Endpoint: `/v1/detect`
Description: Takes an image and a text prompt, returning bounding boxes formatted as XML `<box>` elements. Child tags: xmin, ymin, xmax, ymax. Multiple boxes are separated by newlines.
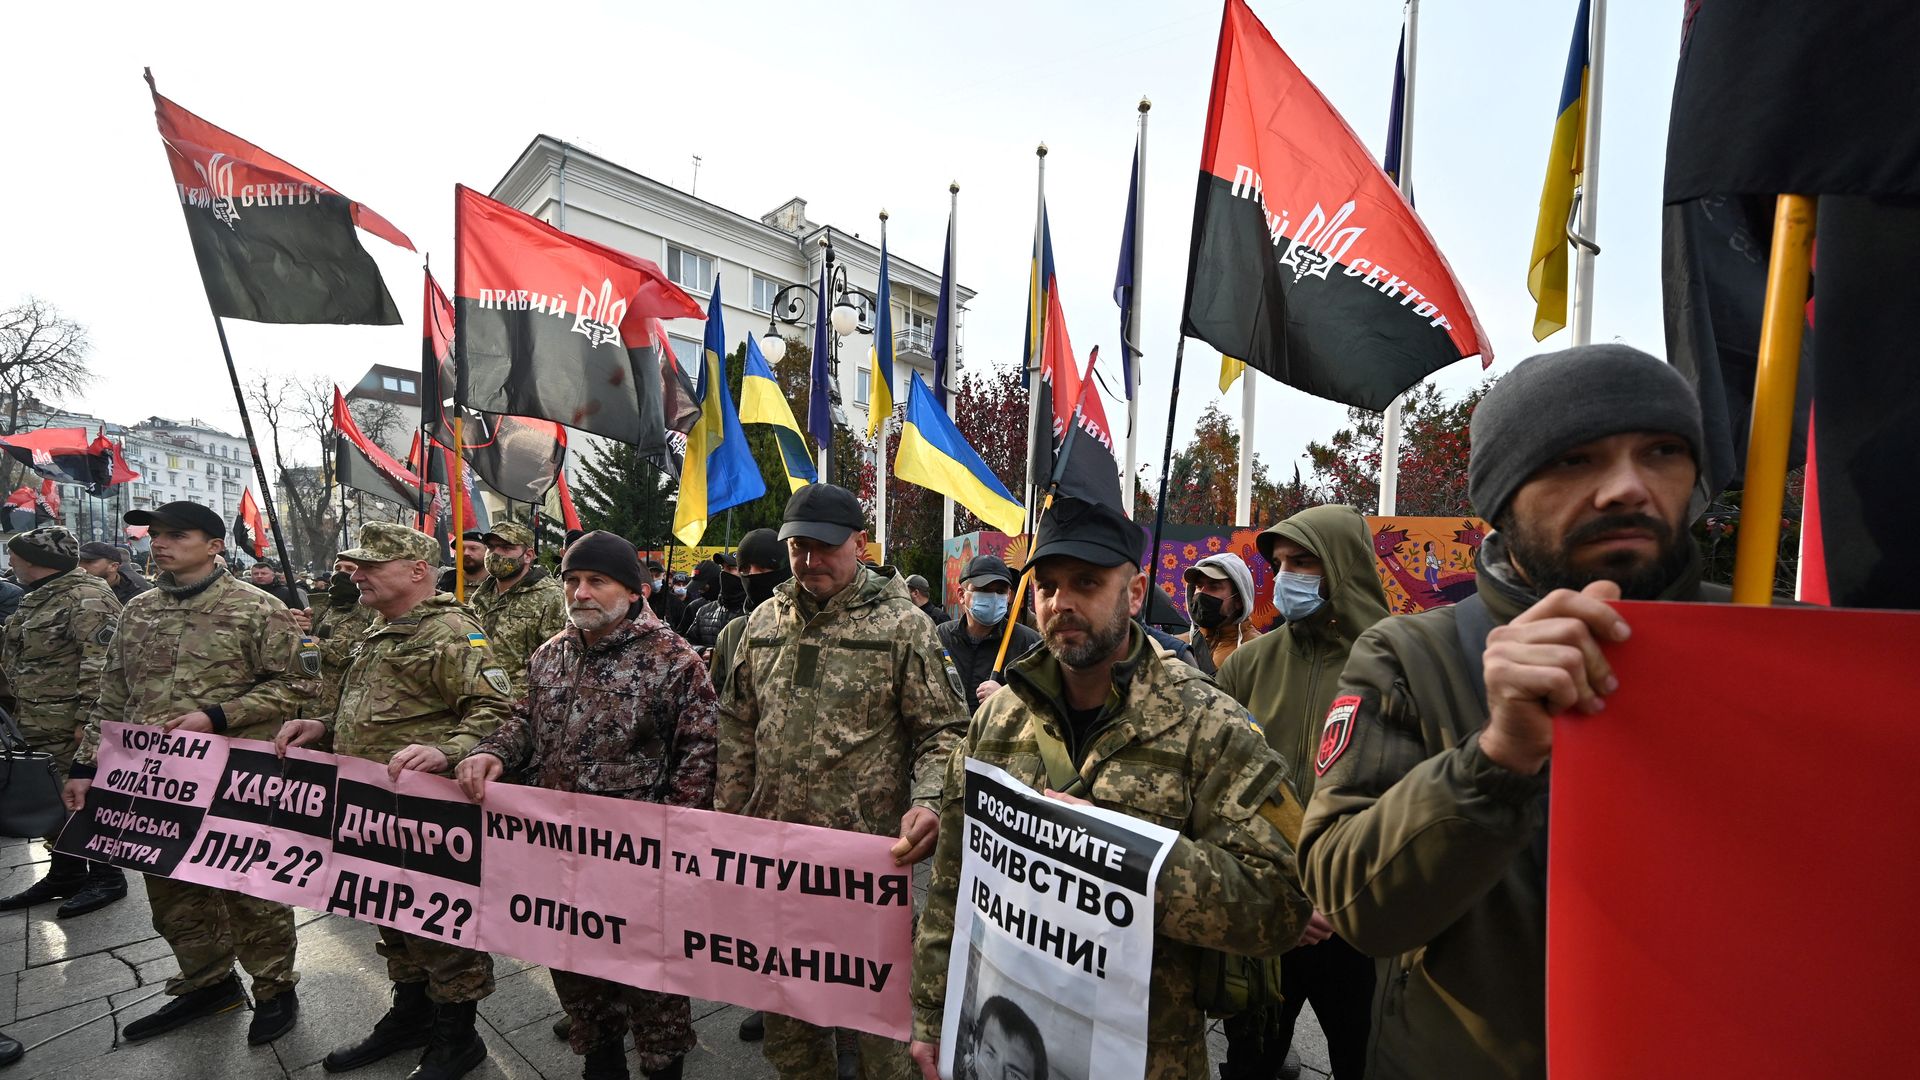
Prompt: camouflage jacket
<box><xmin>716</xmin><ymin>567</ymin><xmax>967</xmax><ymax>834</ymax></box>
<box><xmin>77</xmin><ymin>566</ymin><xmax>319</xmax><ymax>767</ymax></box>
<box><xmin>911</xmin><ymin>624</ymin><xmax>1313</xmax><ymax>1079</ymax></box>
<box><xmin>468</xmin><ymin>567</ymin><xmax>566</xmax><ymax>699</ymax></box>
<box><xmin>472</xmin><ymin>603</ymin><xmax>717</xmax><ymax>807</ymax></box>
<box><xmin>0</xmin><ymin>570</ymin><xmax>121</xmax><ymax>735</ymax></box>
<box><xmin>329</xmin><ymin>594</ymin><xmax>510</xmax><ymax>766</ymax></box>
<box><xmin>310</xmin><ymin>598</ymin><xmax>379</xmax><ymax>713</ymax></box>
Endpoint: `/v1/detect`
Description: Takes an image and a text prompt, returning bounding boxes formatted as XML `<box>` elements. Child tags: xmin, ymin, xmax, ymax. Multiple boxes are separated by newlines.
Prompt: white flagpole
<box><xmin>1236</xmin><ymin>375</ymin><xmax>1255</xmax><ymax>524</ymax></box>
<box><xmin>1569</xmin><ymin>0</ymin><xmax>1607</xmax><ymax>346</ymax></box>
<box><xmin>876</xmin><ymin>211</ymin><xmax>890</xmax><ymax>562</ymax></box>
<box><xmin>1378</xmin><ymin>0</ymin><xmax>1419</xmax><ymax>515</ymax></box>
<box><xmin>1124</xmin><ymin>99</ymin><xmax>1150</xmax><ymax>518</ymax></box>
<box><xmin>942</xmin><ymin>183</ymin><xmax>958</xmax><ymax>546</ymax></box>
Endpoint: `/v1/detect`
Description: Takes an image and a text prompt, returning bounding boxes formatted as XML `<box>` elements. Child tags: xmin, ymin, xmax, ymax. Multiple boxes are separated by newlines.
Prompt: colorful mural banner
<box><xmin>59</xmin><ymin>723</ymin><xmax>914</xmax><ymax>1040</ymax></box>
<box><xmin>946</xmin><ymin>516</ymin><xmax>1487</xmax><ymax>622</ymax></box>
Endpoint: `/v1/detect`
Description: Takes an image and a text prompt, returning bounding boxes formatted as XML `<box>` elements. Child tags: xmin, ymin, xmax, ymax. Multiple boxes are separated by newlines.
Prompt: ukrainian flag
<box><xmin>867</xmin><ymin>234</ymin><xmax>896</xmax><ymax>438</ymax></box>
<box><xmin>895</xmin><ymin>373</ymin><xmax>1025</xmax><ymax>536</ymax></box>
<box><xmin>673</xmin><ymin>279</ymin><xmax>766</xmax><ymax>545</ymax></box>
<box><xmin>740</xmin><ymin>334</ymin><xmax>816</xmax><ymax>493</ymax></box>
<box><xmin>1528</xmin><ymin>0</ymin><xmax>1591</xmax><ymax>341</ymax></box>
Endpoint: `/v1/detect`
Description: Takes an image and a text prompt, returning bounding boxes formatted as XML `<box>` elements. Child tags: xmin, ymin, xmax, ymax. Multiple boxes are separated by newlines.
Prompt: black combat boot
<box><xmin>553</xmin><ymin>1013</ymin><xmax>573</xmax><ymax>1040</ymax></box>
<box><xmin>581</xmin><ymin>1039</ymin><xmax>628</xmax><ymax>1080</ymax></box>
<box><xmin>405</xmin><ymin>999</ymin><xmax>486</xmax><ymax>1080</ymax></box>
<box><xmin>56</xmin><ymin>862</ymin><xmax>127</xmax><ymax>918</ymax></box>
<box><xmin>0</xmin><ymin>852</ymin><xmax>86</xmax><ymax>909</ymax></box>
<box><xmin>247</xmin><ymin>989</ymin><xmax>299</xmax><ymax>1045</ymax></box>
<box><xmin>323</xmin><ymin>981</ymin><xmax>433</xmax><ymax>1071</ymax></box>
<box><xmin>123</xmin><ymin>973</ymin><xmax>248</xmax><ymax>1041</ymax></box>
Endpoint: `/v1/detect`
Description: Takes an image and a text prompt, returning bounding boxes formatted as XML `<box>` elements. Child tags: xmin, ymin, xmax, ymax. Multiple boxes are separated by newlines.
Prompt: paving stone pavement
<box><xmin>0</xmin><ymin>837</ymin><xmax>1333</xmax><ymax>1078</ymax></box>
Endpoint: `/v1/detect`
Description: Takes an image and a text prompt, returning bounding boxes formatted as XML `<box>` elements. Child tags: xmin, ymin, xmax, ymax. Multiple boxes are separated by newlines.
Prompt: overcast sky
<box><xmin>1</xmin><ymin>0</ymin><xmax>1680</xmax><ymax>496</ymax></box>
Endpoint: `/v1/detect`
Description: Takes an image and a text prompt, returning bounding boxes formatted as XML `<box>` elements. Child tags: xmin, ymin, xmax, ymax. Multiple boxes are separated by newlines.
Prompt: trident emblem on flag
<box><xmin>1281</xmin><ymin>200</ymin><xmax>1363</xmax><ymax>282</ymax></box>
<box><xmin>571</xmin><ymin>278</ymin><xmax>627</xmax><ymax>349</ymax></box>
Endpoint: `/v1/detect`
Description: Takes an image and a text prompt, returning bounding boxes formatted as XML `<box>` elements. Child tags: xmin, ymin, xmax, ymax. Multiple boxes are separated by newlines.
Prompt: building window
<box><xmin>666</xmin><ymin>245</ymin><xmax>714</xmax><ymax>292</ymax></box>
<box><xmin>750</xmin><ymin>273</ymin><xmax>782</xmax><ymax>314</ymax></box>
<box><xmin>668</xmin><ymin>336</ymin><xmax>704</xmax><ymax>368</ymax></box>
<box><xmin>167</xmin><ymin>455</ymin><xmax>181</xmax><ymax>469</ymax></box>
<box><xmin>855</xmin><ymin>366</ymin><xmax>871</xmax><ymax>407</ymax></box>
<box><xmin>380</xmin><ymin>375</ymin><xmax>418</xmax><ymax>394</ymax></box>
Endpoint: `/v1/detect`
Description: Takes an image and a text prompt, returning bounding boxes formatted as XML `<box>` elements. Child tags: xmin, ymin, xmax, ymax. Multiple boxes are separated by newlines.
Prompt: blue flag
<box><xmin>672</xmin><ymin>279</ymin><xmax>766</xmax><ymax>545</ymax></box>
<box><xmin>894</xmin><ymin>374</ymin><xmax>1025</xmax><ymax>535</ymax></box>
<box><xmin>1384</xmin><ymin>27</ymin><xmax>1411</xmax><ymax>192</ymax></box>
<box><xmin>932</xmin><ymin>207</ymin><xmax>957</xmax><ymax>410</ymax></box>
<box><xmin>1113</xmin><ymin>131</ymin><xmax>1142</xmax><ymax>400</ymax></box>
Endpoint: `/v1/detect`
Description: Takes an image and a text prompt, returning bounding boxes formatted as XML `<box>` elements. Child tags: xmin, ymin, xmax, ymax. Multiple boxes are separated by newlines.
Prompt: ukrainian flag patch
<box><xmin>467</xmin><ymin>632</ymin><xmax>490</xmax><ymax>648</ymax></box>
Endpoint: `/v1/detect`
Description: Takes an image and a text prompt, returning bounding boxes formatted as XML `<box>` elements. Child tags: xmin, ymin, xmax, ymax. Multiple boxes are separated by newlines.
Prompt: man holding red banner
<box><xmin>1299</xmin><ymin>345</ymin><xmax>1724</xmax><ymax>1078</ymax></box>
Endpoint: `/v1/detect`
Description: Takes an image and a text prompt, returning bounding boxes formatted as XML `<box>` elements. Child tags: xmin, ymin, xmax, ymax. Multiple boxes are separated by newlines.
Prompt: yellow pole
<box><xmin>991</xmin><ymin>493</ymin><xmax>1054</xmax><ymax>677</ymax></box>
<box><xmin>452</xmin><ymin>415</ymin><xmax>466</xmax><ymax>603</ymax></box>
<box><xmin>1731</xmin><ymin>194</ymin><xmax>1817</xmax><ymax>606</ymax></box>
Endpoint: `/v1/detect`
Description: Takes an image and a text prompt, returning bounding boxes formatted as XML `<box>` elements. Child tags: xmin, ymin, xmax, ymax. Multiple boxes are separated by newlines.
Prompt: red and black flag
<box><xmin>34</xmin><ymin>479</ymin><xmax>60</xmax><ymax>522</ymax></box>
<box><xmin>235</xmin><ymin>488</ymin><xmax>268</xmax><ymax>558</ymax></box>
<box><xmin>453</xmin><ymin>186</ymin><xmax>704</xmax><ymax>474</ymax></box>
<box><xmin>1038</xmin><ymin>292</ymin><xmax>1125</xmax><ymax>512</ymax></box>
<box><xmin>1661</xmin><ymin>0</ymin><xmax>1920</xmax><ymax>610</ymax></box>
<box><xmin>1182</xmin><ymin>0</ymin><xmax>1490</xmax><ymax>410</ymax></box>
<box><xmin>85</xmin><ymin>433</ymin><xmax>140</xmax><ymax>495</ymax></box>
<box><xmin>332</xmin><ymin>388</ymin><xmax>423</xmax><ymax>507</ymax></box>
<box><xmin>2</xmin><ymin>488</ymin><xmax>40</xmax><ymax>532</ymax></box>
<box><xmin>461</xmin><ymin>414</ymin><xmax>566</xmax><ymax>504</ymax></box>
<box><xmin>550</xmin><ymin>468</ymin><xmax>582</xmax><ymax>533</ymax></box>
<box><xmin>421</xmin><ymin>269</ymin><xmax>457</xmax><ymax>445</ymax></box>
<box><xmin>0</xmin><ymin>427</ymin><xmax>95</xmax><ymax>486</ymax></box>
<box><xmin>146</xmin><ymin>71</ymin><xmax>413</xmax><ymax>325</ymax></box>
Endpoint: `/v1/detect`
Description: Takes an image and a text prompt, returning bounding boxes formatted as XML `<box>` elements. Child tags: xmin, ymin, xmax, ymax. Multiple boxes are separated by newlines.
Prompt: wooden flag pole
<box><xmin>1731</xmin><ymin>194</ymin><xmax>1816</xmax><ymax>606</ymax></box>
<box><xmin>452</xmin><ymin>414</ymin><xmax>466</xmax><ymax>603</ymax></box>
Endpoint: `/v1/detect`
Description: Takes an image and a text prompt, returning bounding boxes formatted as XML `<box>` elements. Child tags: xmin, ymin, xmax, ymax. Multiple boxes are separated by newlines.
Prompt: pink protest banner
<box><xmin>59</xmin><ymin>722</ymin><xmax>912</xmax><ymax>1039</ymax></box>
<box><xmin>1549</xmin><ymin>602</ymin><xmax>1920</xmax><ymax>1078</ymax></box>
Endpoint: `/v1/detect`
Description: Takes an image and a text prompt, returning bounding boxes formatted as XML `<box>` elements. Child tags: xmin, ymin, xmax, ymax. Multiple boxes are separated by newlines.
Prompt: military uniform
<box><xmin>309</xmin><ymin>595</ymin><xmax>377</xmax><ymax>716</ymax></box>
<box><xmin>471</xmin><ymin>600</ymin><xmax>717</xmax><ymax>1071</ymax></box>
<box><xmin>329</xmin><ymin>588</ymin><xmax>511</xmax><ymax>1002</ymax></box>
<box><xmin>718</xmin><ymin>566</ymin><xmax>968</xmax><ymax>1080</ymax></box>
<box><xmin>910</xmin><ymin>624</ymin><xmax>1313</xmax><ymax>1080</ymax></box>
<box><xmin>74</xmin><ymin>563</ymin><xmax>318</xmax><ymax>1005</ymax></box>
<box><xmin>467</xmin><ymin>566</ymin><xmax>565</xmax><ymax>699</ymax></box>
<box><xmin>1</xmin><ymin>569</ymin><xmax>120</xmax><ymax>775</ymax></box>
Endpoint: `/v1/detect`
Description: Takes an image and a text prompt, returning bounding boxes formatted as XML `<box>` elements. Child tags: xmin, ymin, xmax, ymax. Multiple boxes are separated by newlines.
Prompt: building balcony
<box><xmin>894</xmin><ymin>327</ymin><xmax>935</xmax><ymax>361</ymax></box>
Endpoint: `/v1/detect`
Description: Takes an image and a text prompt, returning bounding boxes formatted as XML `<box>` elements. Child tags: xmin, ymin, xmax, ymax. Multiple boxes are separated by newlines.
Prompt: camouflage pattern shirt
<box><xmin>716</xmin><ymin>567</ymin><xmax>967</xmax><ymax>834</ymax></box>
<box><xmin>0</xmin><ymin>570</ymin><xmax>121</xmax><ymax>745</ymax></box>
<box><xmin>310</xmin><ymin>598</ymin><xmax>379</xmax><ymax>714</ymax></box>
<box><xmin>328</xmin><ymin>594</ymin><xmax>510</xmax><ymax>766</ymax></box>
<box><xmin>468</xmin><ymin>567</ymin><xmax>566</xmax><ymax>699</ymax></box>
<box><xmin>77</xmin><ymin>566</ymin><xmax>319</xmax><ymax>768</ymax></box>
<box><xmin>472</xmin><ymin>602</ymin><xmax>717</xmax><ymax>807</ymax></box>
<box><xmin>911</xmin><ymin>624</ymin><xmax>1313</xmax><ymax>1080</ymax></box>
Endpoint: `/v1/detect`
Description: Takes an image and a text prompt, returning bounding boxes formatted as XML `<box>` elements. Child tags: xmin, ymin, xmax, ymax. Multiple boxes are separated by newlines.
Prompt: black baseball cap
<box><xmin>126</xmin><ymin>501</ymin><xmax>226</xmax><ymax>540</ymax></box>
<box><xmin>460</xmin><ymin>530</ymin><xmax>485</xmax><ymax>542</ymax></box>
<box><xmin>778</xmin><ymin>484</ymin><xmax>866</xmax><ymax>546</ymax></box>
<box><xmin>1027</xmin><ymin>497</ymin><xmax>1142</xmax><ymax>569</ymax></box>
<box><xmin>962</xmin><ymin>554</ymin><xmax>1016</xmax><ymax>589</ymax></box>
<box><xmin>77</xmin><ymin>541</ymin><xmax>125</xmax><ymax>562</ymax></box>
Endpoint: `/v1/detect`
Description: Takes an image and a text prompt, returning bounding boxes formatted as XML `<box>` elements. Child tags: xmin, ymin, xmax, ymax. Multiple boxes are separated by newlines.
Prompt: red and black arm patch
<box><xmin>1315</xmin><ymin>694</ymin><xmax>1362</xmax><ymax>776</ymax></box>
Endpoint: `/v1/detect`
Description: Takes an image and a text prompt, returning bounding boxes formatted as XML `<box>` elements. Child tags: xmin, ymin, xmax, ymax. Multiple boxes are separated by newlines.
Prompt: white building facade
<box><xmin>488</xmin><ymin>137</ymin><xmax>975</xmax><ymax>470</ymax></box>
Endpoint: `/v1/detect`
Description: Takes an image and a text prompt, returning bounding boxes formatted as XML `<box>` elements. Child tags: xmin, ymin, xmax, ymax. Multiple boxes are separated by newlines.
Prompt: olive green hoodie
<box><xmin>1215</xmin><ymin>505</ymin><xmax>1390</xmax><ymax>802</ymax></box>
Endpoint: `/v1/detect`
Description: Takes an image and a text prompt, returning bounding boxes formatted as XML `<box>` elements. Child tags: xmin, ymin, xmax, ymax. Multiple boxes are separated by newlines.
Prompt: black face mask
<box><xmin>744</xmin><ymin>570</ymin><xmax>785</xmax><ymax>609</ymax></box>
<box><xmin>1189</xmin><ymin>590</ymin><xmax>1229</xmax><ymax>630</ymax></box>
<box><xmin>718</xmin><ymin>572</ymin><xmax>747</xmax><ymax>607</ymax></box>
<box><xmin>328</xmin><ymin>571</ymin><xmax>359</xmax><ymax>603</ymax></box>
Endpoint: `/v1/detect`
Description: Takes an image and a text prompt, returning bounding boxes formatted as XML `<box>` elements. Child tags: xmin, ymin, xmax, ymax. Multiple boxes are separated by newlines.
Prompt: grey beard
<box><xmin>569</xmin><ymin>600</ymin><xmax>628</xmax><ymax>632</ymax></box>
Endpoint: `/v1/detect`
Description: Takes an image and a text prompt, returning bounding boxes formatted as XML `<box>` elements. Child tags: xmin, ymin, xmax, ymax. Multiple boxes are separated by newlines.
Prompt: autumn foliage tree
<box><xmin>1303</xmin><ymin>379</ymin><xmax>1493</xmax><ymax>516</ymax></box>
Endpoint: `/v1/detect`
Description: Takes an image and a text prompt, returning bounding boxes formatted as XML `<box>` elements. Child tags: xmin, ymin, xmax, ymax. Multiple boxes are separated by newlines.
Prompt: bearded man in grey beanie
<box><xmin>1296</xmin><ymin>343</ymin><xmax>1726</xmax><ymax>1080</ymax></box>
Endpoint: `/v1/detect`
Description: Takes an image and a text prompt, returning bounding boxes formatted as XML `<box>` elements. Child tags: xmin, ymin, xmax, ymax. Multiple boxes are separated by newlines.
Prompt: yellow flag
<box><xmin>1219</xmin><ymin>355</ymin><xmax>1245</xmax><ymax>392</ymax></box>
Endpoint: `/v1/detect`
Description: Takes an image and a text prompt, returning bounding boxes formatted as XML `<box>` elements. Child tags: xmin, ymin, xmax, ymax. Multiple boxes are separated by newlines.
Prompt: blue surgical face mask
<box><xmin>969</xmin><ymin>591</ymin><xmax>1011</xmax><ymax>626</ymax></box>
<box><xmin>1275</xmin><ymin>570</ymin><xmax>1326</xmax><ymax>623</ymax></box>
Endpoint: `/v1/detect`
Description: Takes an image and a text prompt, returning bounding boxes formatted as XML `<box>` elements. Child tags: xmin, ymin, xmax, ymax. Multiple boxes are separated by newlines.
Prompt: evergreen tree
<box><xmin>572</xmin><ymin>439</ymin><xmax>673</xmax><ymax>547</ymax></box>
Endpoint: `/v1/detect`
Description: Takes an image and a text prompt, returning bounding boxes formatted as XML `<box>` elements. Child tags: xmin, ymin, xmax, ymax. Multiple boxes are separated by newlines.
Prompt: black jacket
<box><xmin>936</xmin><ymin>616</ymin><xmax>1041</xmax><ymax>704</ymax></box>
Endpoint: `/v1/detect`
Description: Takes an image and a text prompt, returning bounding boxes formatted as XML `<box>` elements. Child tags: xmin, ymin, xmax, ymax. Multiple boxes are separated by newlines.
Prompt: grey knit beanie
<box><xmin>1468</xmin><ymin>344</ymin><xmax>1704</xmax><ymax>523</ymax></box>
<box><xmin>8</xmin><ymin>526</ymin><xmax>78</xmax><ymax>572</ymax></box>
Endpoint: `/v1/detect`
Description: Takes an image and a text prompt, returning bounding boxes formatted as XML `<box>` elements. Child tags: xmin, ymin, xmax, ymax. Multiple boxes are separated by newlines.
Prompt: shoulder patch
<box><xmin>939</xmin><ymin>646</ymin><xmax>966</xmax><ymax>703</ymax></box>
<box><xmin>1315</xmin><ymin>695</ymin><xmax>1362</xmax><ymax>776</ymax></box>
<box><xmin>298</xmin><ymin>635</ymin><xmax>321</xmax><ymax>676</ymax></box>
<box><xmin>481</xmin><ymin>667</ymin><xmax>512</xmax><ymax>696</ymax></box>
<box><xmin>1242</xmin><ymin>709</ymin><xmax>1264</xmax><ymax>737</ymax></box>
<box><xmin>467</xmin><ymin>632</ymin><xmax>490</xmax><ymax>648</ymax></box>
<box><xmin>93</xmin><ymin>624</ymin><xmax>116</xmax><ymax>646</ymax></box>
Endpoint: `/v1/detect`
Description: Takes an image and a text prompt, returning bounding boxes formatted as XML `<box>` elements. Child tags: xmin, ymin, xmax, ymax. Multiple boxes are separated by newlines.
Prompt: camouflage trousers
<box><xmin>145</xmin><ymin>875</ymin><xmax>299</xmax><ymax>1000</ymax></box>
<box><xmin>18</xmin><ymin>714</ymin><xmax>78</xmax><ymax>775</ymax></box>
<box><xmin>551</xmin><ymin>968</ymin><xmax>693</xmax><ymax>1072</ymax></box>
<box><xmin>374</xmin><ymin>925</ymin><xmax>495</xmax><ymax>1003</ymax></box>
<box><xmin>762</xmin><ymin>1014</ymin><xmax>915</xmax><ymax>1080</ymax></box>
